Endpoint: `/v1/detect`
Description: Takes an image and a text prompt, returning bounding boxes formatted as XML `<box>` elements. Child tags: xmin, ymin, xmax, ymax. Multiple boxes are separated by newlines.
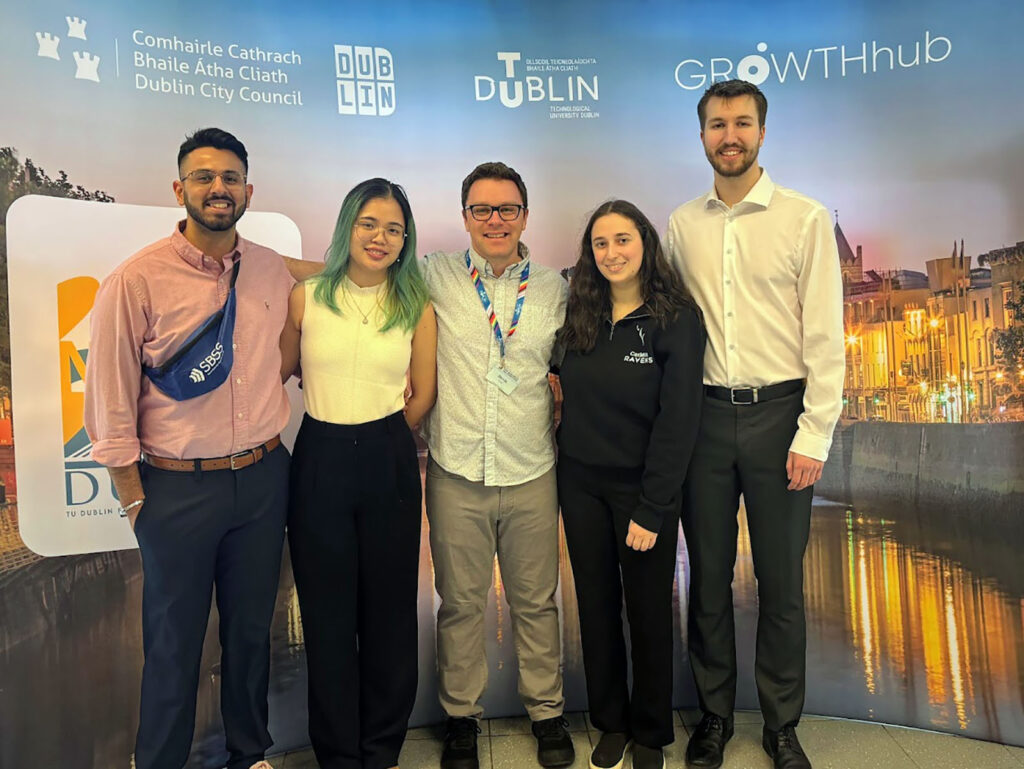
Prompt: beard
<box><xmin>706</xmin><ymin>143</ymin><xmax>759</xmax><ymax>178</ymax></box>
<box><xmin>183</xmin><ymin>191</ymin><xmax>247</xmax><ymax>232</ymax></box>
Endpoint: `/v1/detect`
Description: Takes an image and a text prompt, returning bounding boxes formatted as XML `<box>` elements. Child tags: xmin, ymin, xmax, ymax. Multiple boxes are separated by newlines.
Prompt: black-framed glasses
<box><xmin>353</xmin><ymin>218</ymin><xmax>406</xmax><ymax>242</ymax></box>
<box><xmin>464</xmin><ymin>204</ymin><xmax>525</xmax><ymax>221</ymax></box>
<box><xmin>180</xmin><ymin>169</ymin><xmax>247</xmax><ymax>187</ymax></box>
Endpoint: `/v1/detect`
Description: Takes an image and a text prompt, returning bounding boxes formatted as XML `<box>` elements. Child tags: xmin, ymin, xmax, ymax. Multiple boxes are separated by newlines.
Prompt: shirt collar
<box><xmin>703</xmin><ymin>169</ymin><xmax>775</xmax><ymax>214</ymax></box>
<box><xmin>469</xmin><ymin>241</ymin><xmax>530</xmax><ymax>278</ymax></box>
<box><xmin>170</xmin><ymin>220</ymin><xmax>246</xmax><ymax>271</ymax></box>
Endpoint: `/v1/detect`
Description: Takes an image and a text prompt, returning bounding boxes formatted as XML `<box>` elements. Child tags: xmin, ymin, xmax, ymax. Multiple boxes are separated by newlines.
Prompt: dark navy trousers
<box><xmin>133</xmin><ymin>444</ymin><xmax>289</xmax><ymax>769</ymax></box>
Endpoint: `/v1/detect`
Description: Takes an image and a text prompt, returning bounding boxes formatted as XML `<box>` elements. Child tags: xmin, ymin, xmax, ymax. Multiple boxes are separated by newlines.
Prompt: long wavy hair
<box><xmin>558</xmin><ymin>199</ymin><xmax>699</xmax><ymax>354</ymax></box>
<box><xmin>312</xmin><ymin>178</ymin><xmax>428</xmax><ymax>333</ymax></box>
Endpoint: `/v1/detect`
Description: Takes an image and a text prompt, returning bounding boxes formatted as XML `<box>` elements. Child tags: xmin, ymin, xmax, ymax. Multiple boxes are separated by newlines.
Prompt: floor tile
<box><xmin>278</xmin><ymin>717</ymin><xmax>1024</xmax><ymax>769</ymax></box>
<box><xmin>794</xmin><ymin>720</ymin><xmax>917</xmax><ymax>769</ymax></box>
<box><xmin>885</xmin><ymin>725</ymin><xmax>1020</xmax><ymax>769</ymax></box>
<box><xmin>490</xmin><ymin>731</ymin><xmax>591</xmax><ymax>769</ymax></box>
<box><xmin>398</xmin><ymin>730</ymin><xmax>492</xmax><ymax>769</ymax></box>
<box><xmin>405</xmin><ymin>722</ymin><xmax>449</xmax><ymax>741</ymax></box>
<box><xmin>662</xmin><ymin>721</ymin><xmax>695</xmax><ymax>768</ymax></box>
<box><xmin>488</xmin><ymin>711</ymin><xmax>587</xmax><ymax>735</ymax></box>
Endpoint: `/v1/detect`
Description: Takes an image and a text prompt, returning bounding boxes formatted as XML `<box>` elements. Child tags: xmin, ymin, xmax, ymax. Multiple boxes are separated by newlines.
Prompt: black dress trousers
<box><xmin>681</xmin><ymin>389</ymin><xmax>813</xmax><ymax>731</ymax></box>
<box><xmin>288</xmin><ymin>411</ymin><xmax>422</xmax><ymax>769</ymax></box>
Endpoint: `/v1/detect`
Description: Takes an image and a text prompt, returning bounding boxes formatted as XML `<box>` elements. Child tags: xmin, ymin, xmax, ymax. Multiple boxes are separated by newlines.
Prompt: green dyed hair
<box><xmin>312</xmin><ymin>178</ymin><xmax>428</xmax><ymax>333</ymax></box>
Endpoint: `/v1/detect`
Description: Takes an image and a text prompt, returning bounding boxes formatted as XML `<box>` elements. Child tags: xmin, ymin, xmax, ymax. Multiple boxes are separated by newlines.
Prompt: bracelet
<box><xmin>118</xmin><ymin>499</ymin><xmax>144</xmax><ymax>518</ymax></box>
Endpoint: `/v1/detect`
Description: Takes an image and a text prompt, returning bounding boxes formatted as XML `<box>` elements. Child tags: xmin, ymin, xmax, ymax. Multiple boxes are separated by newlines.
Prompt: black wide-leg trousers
<box><xmin>681</xmin><ymin>389</ymin><xmax>812</xmax><ymax>731</ymax></box>
<box><xmin>134</xmin><ymin>444</ymin><xmax>290</xmax><ymax>769</ymax></box>
<box><xmin>558</xmin><ymin>456</ymin><xmax>679</xmax><ymax>748</ymax></box>
<box><xmin>288</xmin><ymin>411</ymin><xmax>422</xmax><ymax>769</ymax></box>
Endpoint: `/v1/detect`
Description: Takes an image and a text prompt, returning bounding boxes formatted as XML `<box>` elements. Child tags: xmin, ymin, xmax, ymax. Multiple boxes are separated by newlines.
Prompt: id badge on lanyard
<box><xmin>465</xmin><ymin>250</ymin><xmax>529</xmax><ymax>395</ymax></box>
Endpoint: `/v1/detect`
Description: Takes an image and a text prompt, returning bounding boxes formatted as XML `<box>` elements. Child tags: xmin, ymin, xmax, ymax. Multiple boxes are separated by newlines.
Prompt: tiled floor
<box><xmin>265</xmin><ymin>710</ymin><xmax>1024</xmax><ymax>768</ymax></box>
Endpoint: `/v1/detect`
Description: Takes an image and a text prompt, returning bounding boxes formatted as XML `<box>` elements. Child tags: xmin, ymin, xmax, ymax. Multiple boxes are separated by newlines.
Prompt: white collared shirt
<box><xmin>665</xmin><ymin>170</ymin><xmax>844</xmax><ymax>461</ymax></box>
<box><xmin>420</xmin><ymin>245</ymin><xmax>568</xmax><ymax>486</ymax></box>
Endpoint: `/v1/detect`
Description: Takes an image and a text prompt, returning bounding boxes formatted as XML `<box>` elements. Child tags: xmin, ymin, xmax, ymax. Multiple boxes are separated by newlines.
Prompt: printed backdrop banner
<box><xmin>2</xmin><ymin>1</ymin><xmax>1023</xmax><ymax>767</ymax></box>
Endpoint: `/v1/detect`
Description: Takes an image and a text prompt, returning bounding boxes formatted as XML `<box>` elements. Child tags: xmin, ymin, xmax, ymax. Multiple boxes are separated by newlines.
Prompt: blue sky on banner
<box><xmin>3</xmin><ymin>0</ymin><xmax>1022</xmax><ymax>271</ymax></box>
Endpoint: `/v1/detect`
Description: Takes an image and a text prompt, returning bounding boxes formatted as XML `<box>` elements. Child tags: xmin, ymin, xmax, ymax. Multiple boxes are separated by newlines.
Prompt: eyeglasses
<box><xmin>463</xmin><ymin>204</ymin><xmax>525</xmax><ymax>221</ymax></box>
<box><xmin>353</xmin><ymin>218</ymin><xmax>406</xmax><ymax>242</ymax></box>
<box><xmin>180</xmin><ymin>169</ymin><xmax>247</xmax><ymax>187</ymax></box>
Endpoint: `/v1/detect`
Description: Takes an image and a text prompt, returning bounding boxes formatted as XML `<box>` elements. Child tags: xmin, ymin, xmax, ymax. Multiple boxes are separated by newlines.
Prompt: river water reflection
<box><xmin>1</xmin><ymin>478</ymin><xmax>1022</xmax><ymax>767</ymax></box>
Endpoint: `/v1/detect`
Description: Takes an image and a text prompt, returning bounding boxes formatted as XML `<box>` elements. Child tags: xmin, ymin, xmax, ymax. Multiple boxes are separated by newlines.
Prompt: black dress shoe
<box><xmin>441</xmin><ymin>717</ymin><xmax>480</xmax><ymax>769</ymax></box>
<box><xmin>589</xmin><ymin>732</ymin><xmax>630</xmax><ymax>769</ymax></box>
<box><xmin>684</xmin><ymin>713</ymin><xmax>734</xmax><ymax>768</ymax></box>
<box><xmin>531</xmin><ymin>715</ymin><xmax>576</xmax><ymax>767</ymax></box>
<box><xmin>762</xmin><ymin>725</ymin><xmax>812</xmax><ymax>769</ymax></box>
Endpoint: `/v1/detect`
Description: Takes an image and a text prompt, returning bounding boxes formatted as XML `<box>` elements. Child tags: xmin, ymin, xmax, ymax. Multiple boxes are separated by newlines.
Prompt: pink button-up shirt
<box><xmin>84</xmin><ymin>223</ymin><xmax>293</xmax><ymax>466</ymax></box>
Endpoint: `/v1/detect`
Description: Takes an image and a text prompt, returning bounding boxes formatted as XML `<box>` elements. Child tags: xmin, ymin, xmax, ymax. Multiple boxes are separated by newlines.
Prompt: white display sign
<box><xmin>7</xmin><ymin>195</ymin><xmax>305</xmax><ymax>556</ymax></box>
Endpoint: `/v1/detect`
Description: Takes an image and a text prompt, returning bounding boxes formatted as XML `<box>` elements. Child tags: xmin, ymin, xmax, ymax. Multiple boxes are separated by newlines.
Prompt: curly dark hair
<box><xmin>558</xmin><ymin>200</ymin><xmax>699</xmax><ymax>354</ymax></box>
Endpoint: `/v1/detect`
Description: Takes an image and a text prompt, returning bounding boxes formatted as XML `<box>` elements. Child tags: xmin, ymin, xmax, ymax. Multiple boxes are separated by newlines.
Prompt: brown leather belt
<box><xmin>143</xmin><ymin>435</ymin><xmax>281</xmax><ymax>472</ymax></box>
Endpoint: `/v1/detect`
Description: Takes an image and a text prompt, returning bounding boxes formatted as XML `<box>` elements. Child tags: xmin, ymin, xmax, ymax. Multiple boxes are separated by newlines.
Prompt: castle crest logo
<box><xmin>35</xmin><ymin>12</ymin><xmax>101</xmax><ymax>82</ymax></box>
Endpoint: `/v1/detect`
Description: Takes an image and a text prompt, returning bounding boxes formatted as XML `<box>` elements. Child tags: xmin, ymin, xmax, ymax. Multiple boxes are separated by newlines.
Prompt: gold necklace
<box><xmin>346</xmin><ymin>286</ymin><xmax>382</xmax><ymax>325</ymax></box>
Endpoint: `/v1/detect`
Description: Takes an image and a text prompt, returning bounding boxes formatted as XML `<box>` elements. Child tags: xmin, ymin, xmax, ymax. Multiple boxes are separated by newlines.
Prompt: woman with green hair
<box><xmin>281</xmin><ymin>178</ymin><xmax>436</xmax><ymax>769</ymax></box>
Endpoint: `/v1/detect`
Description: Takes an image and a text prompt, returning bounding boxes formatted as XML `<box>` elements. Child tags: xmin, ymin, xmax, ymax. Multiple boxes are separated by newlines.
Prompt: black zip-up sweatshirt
<box><xmin>556</xmin><ymin>304</ymin><xmax>706</xmax><ymax>532</ymax></box>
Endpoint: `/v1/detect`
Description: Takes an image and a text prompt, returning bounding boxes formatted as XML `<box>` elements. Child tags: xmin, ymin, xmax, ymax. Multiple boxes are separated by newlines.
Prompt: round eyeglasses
<box><xmin>353</xmin><ymin>218</ymin><xmax>406</xmax><ymax>242</ymax></box>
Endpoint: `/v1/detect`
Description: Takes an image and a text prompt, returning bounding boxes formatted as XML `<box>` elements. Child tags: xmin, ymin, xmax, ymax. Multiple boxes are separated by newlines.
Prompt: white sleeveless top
<box><xmin>300</xmin><ymin>277</ymin><xmax>413</xmax><ymax>424</ymax></box>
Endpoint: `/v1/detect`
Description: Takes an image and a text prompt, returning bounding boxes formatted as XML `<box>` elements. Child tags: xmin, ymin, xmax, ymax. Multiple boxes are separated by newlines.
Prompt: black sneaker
<box><xmin>684</xmin><ymin>713</ymin><xmax>733</xmax><ymax>768</ymax></box>
<box><xmin>441</xmin><ymin>717</ymin><xmax>480</xmax><ymax>769</ymax></box>
<box><xmin>762</xmin><ymin>725</ymin><xmax>812</xmax><ymax>769</ymax></box>
<box><xmin>632</xmin><ymin>743</ymin><xmax>666</xmax><ymax>769</ymax></box>
<box><xmin>531</xmin><ymin>715</ymin><xmax>576</xmax><ymax>767</ymax></box>
<box><xmin>589</xmin><ymin>731</ymin><xmax>629</xmax><ymax>769</ymax></box>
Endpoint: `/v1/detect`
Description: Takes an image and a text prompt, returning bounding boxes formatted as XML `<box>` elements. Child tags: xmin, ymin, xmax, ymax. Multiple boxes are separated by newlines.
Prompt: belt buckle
<box><xmin>229</xmin><ymin>449</ymin><xmax>255</xmax><ymax>470</ymax></box>
<box><xmin>730</xmin><ymin>387</ymin><xmax>757</xmax><ymax>405</ymax></box>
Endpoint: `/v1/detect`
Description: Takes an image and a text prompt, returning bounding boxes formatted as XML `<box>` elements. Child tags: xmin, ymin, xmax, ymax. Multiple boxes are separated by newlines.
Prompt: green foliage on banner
<box><xmin>993</xmin><ymin>281</ymin><xmax>1024</xmax><ymax>405</ymax></box>
<box><xmin>0</xmin><ymin>148</ymin><xmax>114</xmax><ymax>395</ymax></box>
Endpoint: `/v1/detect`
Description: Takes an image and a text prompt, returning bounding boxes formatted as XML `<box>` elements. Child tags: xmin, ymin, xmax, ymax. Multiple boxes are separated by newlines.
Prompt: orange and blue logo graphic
<box><xmin>57</xmin><ymin>276</ymin><xmax>109</xmax><ymax>507</ymax></box>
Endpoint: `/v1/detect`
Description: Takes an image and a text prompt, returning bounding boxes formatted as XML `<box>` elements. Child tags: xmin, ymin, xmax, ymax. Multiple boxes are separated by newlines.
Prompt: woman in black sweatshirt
<box><xmin>554</xmin><ymin>200</ymin><xmax>705</xmax><ymax>769</ymax></box>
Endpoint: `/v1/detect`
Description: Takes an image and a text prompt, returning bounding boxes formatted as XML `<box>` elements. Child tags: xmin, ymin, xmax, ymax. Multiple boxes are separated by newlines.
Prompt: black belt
<box><xmin>704</xmin><ymin>379</ymin><xmax>803</xmax><ymax>405</ymax></box>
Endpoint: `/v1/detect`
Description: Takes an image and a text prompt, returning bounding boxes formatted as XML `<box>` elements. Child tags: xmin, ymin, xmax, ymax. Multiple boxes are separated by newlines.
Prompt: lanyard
<box><xmin>465</xmin><ymin>250</ymin><xmax>530</xmax><ymax>363</ymax></box>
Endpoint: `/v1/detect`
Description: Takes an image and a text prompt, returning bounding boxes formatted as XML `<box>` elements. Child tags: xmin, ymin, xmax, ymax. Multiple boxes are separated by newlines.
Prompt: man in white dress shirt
<box><xmin>665</xmin><ymin>80</ymin><xmax>844</xmax><ymax>769</ymax></box>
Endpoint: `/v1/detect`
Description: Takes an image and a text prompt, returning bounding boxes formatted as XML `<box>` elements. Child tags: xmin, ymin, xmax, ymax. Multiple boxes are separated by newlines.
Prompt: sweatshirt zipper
<box><xmin>606</xmin><ymin>309</ymin><xmax>652</xmax><ymax>341</ymax></box>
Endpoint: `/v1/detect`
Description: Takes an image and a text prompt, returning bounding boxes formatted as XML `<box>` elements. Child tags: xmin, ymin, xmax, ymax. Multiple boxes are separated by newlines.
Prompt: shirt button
<box><xmin>727</xmin><ymin>311</ymin><xmax>734</xmax><ymax>317</ymax></box>
<box><xmin>729</xmin><ymin>344</ymin><xmax>736</xmax><ymax>350</ymax></box>
<box><xmin>236</xmin><ymin>378</ymin><xmax>243</xmax><ymax>384</ymax></box>
<box><xmin>726</xmin><ymin>249</ymin><xmax>733</xmax><ymax>254</ymax></box>
<box><xmin>725</xmin><ymin>279</ymin><xmax>732</xmax><ymax>285</ymax></box>
<box><xmin>237</xmin><ymin>413</ymin><xmax>243</xmax><ymax>419</ymax></box>
<box><xmin>232</xmin><ymin>343</ymin><xmax>238</xmax><ymax>350</ymax></box>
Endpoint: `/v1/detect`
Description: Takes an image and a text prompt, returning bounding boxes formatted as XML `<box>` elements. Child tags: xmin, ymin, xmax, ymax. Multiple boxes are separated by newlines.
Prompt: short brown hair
<box><xmin>460</xmin><ymin>161</ymin><xmax>528</xmax><ymax>209</ymax></box>
<box><xmin>697</xmin><ymin>80</ymin><xmax>768</xmax><ymax>129</ymax></box>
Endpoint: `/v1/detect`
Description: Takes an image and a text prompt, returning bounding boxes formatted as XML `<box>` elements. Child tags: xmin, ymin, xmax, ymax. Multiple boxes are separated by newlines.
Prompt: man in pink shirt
<box><xmin>84</xmin><ymin>128</ymin><xmax>296</xmax><ymax>769</ymax></box>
